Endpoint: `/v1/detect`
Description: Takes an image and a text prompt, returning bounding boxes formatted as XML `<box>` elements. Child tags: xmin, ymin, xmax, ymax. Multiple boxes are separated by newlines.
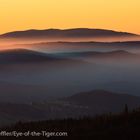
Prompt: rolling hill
<box><xmin>54</xmin><ymin>50</ymin><xmax>140</xmax><ymax>62</ymax></box>
<box><xmin>17</xmin><ymin>41</ymin><xmax>140</xmax><ymax>54</ymax></box>
<box><xmin>0</xmin><ymin>48</ymin><xmax>86</xmax><ymax>64</ymax></box>
<box><xmin>0</xmin><ymin>49</ymin><xmax>56</xmax><ymax>64</ymax></box>
<box><xmin>55</xmin><ymin>50</ymin><xmax>134</xmax><ymax>57</ymax></box>
<box><xmin>65</xmin><ymin>90</ymin><xmax>140</xmax><ymax>111</ymax></box>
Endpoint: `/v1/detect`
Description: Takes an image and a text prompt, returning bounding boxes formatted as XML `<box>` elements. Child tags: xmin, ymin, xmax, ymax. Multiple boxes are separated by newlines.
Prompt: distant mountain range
<box><xmin>20</xmin><ymin>40</ymin><xmax>140</xmax><ymax>47</ymax></box>
<box><xmin>0</xmin><ymin>28</ymin><xmax>138</xmax><ymax>39</ymax></box>
<box><xmin>0</xmin><ymin>49</ymin><xmax>85</xmax><ymax>64</ymax></box>
<box><xmin>0</xmin><ymin>49</ymin><xmax>55</xmax><ymax>63</ymax></box>
<box><xmin>55</xmin><ymin>50</ymin><xmax>133</xmax><ymax>57</ymax></box>
<box><xmin>17</xmin><ymin>41</ymin><xmax>140</xmax><ymax>54</ymax></box>
<box><xmin>54</xmin><ymin>50</ymin><xmax>140</xmax><ymax>61</ymax></box>
<box><xmin>0</xmin><ymin>48</ymin><xmax>137</xmax><ymax>65</ymax></box>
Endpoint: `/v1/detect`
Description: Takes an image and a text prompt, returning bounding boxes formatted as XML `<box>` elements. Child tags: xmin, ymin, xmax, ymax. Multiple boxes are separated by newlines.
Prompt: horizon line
<box><xmin>0</xmin><ymin>27</ymin><xmax>139</xmax><ymax>36</ymax></box>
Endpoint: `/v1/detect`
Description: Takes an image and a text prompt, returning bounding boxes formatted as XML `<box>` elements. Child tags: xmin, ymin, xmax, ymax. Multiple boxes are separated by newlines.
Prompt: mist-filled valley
<box><xmin>0</xmin><ymin>28</ymin><xmax>140</xmax><ymax>126</ymax></box>
<box><xmin>0</xmin><ymin>42</ymin><xmax>140</xmax><ymax>103</ymax></box>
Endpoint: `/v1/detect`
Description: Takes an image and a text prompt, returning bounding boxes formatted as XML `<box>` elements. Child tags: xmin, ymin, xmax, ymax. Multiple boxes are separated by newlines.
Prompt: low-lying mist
<box><xmin>0</xmin><ymin>55</ymin><xmax>140</xmax><ymax>103</ymax></box>
<box><xmin>0</xmin><ymin>37</ymin><xmax>140</xmax><ymax>103</ymax></box>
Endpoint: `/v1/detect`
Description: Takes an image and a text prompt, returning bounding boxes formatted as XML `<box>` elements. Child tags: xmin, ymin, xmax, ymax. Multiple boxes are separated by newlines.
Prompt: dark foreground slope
<box><xmin>0</xmin><ymin>90</ymin><xmax>140</xmax><ymax>127</ymax></box>
<box><xmin>1</xmin><ymin>108</ymin><xmax>140</xmax><ymax>140</ymax></box>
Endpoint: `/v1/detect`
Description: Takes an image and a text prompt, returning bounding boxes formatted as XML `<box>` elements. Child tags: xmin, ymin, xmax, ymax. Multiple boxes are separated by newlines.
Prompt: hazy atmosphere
<box><xmin>0</xmin><ymin>0</ymin><xmax>140</xmax><ymax>139</ymax></box>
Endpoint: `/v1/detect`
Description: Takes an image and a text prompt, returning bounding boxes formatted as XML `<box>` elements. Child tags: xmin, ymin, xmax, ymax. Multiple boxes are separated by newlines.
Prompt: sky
<box><xmin>0</xmin><ymin>0</ymin><xmax>140</xmax><ymax>34</ymax></box>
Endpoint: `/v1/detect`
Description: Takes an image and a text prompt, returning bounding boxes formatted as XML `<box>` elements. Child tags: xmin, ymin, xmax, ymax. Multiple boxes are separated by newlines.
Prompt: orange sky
<box><xmin>0</xmin><ymin>0</ymin><xmax>140</xmax><ymax>34</ymax></box>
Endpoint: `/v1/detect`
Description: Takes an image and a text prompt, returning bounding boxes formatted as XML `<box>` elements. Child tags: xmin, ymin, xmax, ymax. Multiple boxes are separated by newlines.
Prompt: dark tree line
<box><xmin>0</xmin><ymin>106</ymin><xmax>140</xmax><ymax>139</ymax></box>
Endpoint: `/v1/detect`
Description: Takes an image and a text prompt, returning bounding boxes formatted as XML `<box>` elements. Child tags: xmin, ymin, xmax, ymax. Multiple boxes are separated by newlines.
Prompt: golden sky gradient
<box><xmin>0</xmin><ymin>0</ymin><xmax>140</xmax><ymax>34</ymax></box>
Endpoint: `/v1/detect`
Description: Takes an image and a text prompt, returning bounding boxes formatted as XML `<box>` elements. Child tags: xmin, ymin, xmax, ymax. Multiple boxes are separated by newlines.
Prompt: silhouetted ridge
<box><xmin>99</xmin><ymin>50</ymin><xmax>134</xmax><ymax>57</ymax></box>
<box><xmin>0</xmin><ymin>49</ymin><xmax>56</xmax><ymax>63</ymax></box>
<box><xmin>108</xmin><ymin>50</ymin><xmax>130</xmax><ymax>54</ymax></box>
<box><xmin>65</xmin><ymin>90</ymin><xmax>140</xmax><ymax>110</ymax></box>
<box><xmin>0</xmin><ymin>48</ymin><xmax>87</xmax><ymax>65</ymax></box>
<box><xmin>0</xmin><ymin>28</ymin><xmax>138</xmax><ymax>38</ymax></box>
<box><xmin>56</xmin><ymin>50</ymin><xmax>135</xmax><ymax>58</ymax></box>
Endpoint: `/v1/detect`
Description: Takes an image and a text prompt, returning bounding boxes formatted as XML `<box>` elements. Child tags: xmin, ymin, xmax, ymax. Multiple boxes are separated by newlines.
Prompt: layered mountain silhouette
<box><xmin>23</xmin><ymin>40</ymin><xmax>140</xmax><ymax>46</ymax></box>
<box><xmin>0</xmin><ymin>28</ymin><xmax>138</xmax><ymax>39</ymax></box>
<box><xmin>0</xmin><ymin>49</ymin><xmax>86</xmax><ymax>64</ymax></box>
<box><xmin>18</xmin><ymin>41</ymin><xmax>140</xmax><ymax>54</ymax></box>
<box><xmin>0</xmin><ymin>49</ymin><xmax>56</xmax><ymax>63</ymax></box>
<box><xmin>55</xmin><ymin>50</ymin><xmax>139</xmax><ymax>60</ymax></box>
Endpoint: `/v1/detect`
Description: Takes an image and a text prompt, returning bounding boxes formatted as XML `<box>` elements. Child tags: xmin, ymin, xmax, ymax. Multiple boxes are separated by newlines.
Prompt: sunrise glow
<box><xmin>0</xmin><ymin>0</ymin><xmax>140</xmax><ymax>34</ymax></box>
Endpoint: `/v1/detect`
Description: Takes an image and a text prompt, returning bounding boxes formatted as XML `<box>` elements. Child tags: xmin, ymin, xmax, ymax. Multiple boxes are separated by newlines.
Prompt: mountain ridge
<box><xmin>0</xmin><ymin>48</ymin><xmax>57</xmax><ymax>63</ymax></box>
<box><xmin>63</xmin><ymin>90</ymin><xmax>140</xmax><ymax>111</ymax></box>
<box><xmin>0</xmin><ymin>28</ymin><xmax>138</xmax><ymax>39</ymax></box>
<box><xmin>54</xmin><ymin>50</ymin><xmax>139</xmax><ymax>59</ymax></box>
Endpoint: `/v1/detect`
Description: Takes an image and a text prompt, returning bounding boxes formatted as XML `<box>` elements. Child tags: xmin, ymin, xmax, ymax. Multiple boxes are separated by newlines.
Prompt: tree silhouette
<box><xmin>124</xmin><ymin>104</ymin><xmax>128</xmax><ymax>114</ymax></box>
